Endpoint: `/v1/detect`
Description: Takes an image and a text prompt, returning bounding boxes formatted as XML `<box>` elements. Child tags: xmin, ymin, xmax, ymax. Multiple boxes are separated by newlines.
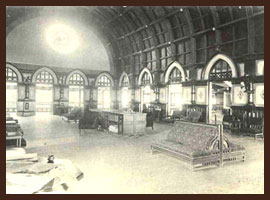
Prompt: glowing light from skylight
<box><xmin>45</xmin><ymin>23</ymin><xmax>80</xmax><ymax>54</ymax></box>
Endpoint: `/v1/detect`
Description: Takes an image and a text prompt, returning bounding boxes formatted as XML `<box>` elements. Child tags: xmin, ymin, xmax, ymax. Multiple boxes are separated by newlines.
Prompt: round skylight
<box><xmin>45</xmin><ymin>23</ymin><xmax>80</xmax><ymax>54</ymax></box>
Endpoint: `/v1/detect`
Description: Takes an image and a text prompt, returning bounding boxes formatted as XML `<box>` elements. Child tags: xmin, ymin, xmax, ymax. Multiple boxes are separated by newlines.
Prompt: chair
<box><xmin>78</xmin><ymin>111</ymin><xmax>99</xmax><ymax>134</ymax></box>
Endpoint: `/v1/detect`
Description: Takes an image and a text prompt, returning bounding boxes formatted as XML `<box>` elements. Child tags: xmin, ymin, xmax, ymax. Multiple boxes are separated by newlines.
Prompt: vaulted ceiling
<box><xmin>6</xmin><ymin>6</ymin><xmax>264</xmax><ymax>78</ymax></box>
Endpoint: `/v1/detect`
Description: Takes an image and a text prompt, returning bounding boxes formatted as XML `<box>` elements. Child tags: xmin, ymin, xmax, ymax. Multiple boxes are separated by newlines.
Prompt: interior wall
<box><xmin>6</xmin><ymin>16</ymin><xmax>110</xmax><ymax>72</ymax></box>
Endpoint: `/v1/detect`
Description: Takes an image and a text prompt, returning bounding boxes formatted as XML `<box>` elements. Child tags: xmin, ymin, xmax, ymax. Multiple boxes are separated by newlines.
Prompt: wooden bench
<box><xmin>62</xmin><ymin>107</ymin><xmax>83</xmax><ymax>123</ymax></box>
<box><xmin>241</xmin><ymin>117</ymin><xmax>264</xmax><ymax>139</ymax></box>
<box><xmin>162</xmin><ymin>110</ymin><xmax>186</xmax><ymax>125</ymax></box>
<box><xmin>151</xmin><ymin>121</ymin><xmax>245</xmax><ymax>171</ymax></box>
<box><xmin>182</xmin><ymin>110</ymin><xmax>201</xmax><ymax>122</ymax></box>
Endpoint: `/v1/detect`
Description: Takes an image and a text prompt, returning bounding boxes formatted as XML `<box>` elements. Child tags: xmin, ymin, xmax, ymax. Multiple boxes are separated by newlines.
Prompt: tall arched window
<box><xmin>209</xmin><ymin>59</ymin><xmax>232</xmax><ymax>80</ymax></box>
<box><xmin>97</xmin><ymin>74</ymin><xmax>112</xmax><ymax>109</ymax></box>
<box><xmin>69</xmin><ymin>73</ymin><xmax>84</xmax><ymax>108</ymax></box>
<box><xmin>35</xmin><ymin>70</ymin><xmax>54</xmax><ymax>112</ymax></box>
<box><xmin>120</xmin><ymin>74</ymin><xmax>129</xmax><ymax>108</ymax></box>
<box><xmin>97</xmin><ymin>75</ymin><xmax>111</xmax><ymax>87</ymax></box>
<box><xmin>209</xmin><ymin>60</ymin><xmax>233</xmax><ymax>124</ymax></box>
<box><xmin>169</xmin><ymin>67</ymin><xmax>182</xmax><ymax>84</ymax></box>
<box><xmin>141</xmin><ymin>72</ymin><xmax>150</xmax><ymax>86</ymax></box>
<box><xmin>121</xmin><ymin>75</ymin><xmax>129</xmax><ymax>87</ymax></box>
<box><xmin>6</xmin><ymin>68</ymin><xmax>18</xmax><ymax>113</ymax></box>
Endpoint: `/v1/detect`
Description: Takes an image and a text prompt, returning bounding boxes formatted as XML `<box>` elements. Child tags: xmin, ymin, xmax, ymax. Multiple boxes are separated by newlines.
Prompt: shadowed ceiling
<box><xmin>6</xmin><ymin>6</ymin><xmax>264</xmax><ymax>77</ymax></box>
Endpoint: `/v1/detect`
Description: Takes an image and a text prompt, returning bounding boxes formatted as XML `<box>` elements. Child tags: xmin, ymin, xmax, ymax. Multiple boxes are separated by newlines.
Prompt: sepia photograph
<box><xmin>5</xmin><ymin>5</ymin><xmax>264</xmax><ymax>194</ymax></box>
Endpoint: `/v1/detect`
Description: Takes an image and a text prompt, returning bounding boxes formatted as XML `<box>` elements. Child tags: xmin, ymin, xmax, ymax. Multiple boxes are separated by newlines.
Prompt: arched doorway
<box><xmin>119</xmin><ymin>72</ymin><xmax>130</xmax><ymax>109</ymax></box>
<box><xmin>68</xmin><ymin>73</ymin><xmax>85</xmax><ymax>108</ymax></box>
<box><xmin>96</xmin><ymin>73</ymin><xmax>114</xmax><ymax>109</ymax></box>
<box><xmin>6</xmin><ymin>65</ymin><xmax>22</xmax><ymax>115</ymax></box>
<box><xmin>203</xmin><ymin>54</ymin><xmax>238</xmax><ymax>124</ymax></box>
<box><xmin>138</xmin><ymin>68</ymin><xmax>153</xmax><ymax>111</ymax></box>
<box><xmin>34</xmin><ymin>70</ymin><xmax>54</xmax><ymax>113</ymax></box>
<box><xmin>164</xmin><ymin>62</ymin><xmax>186</xmax><ymax>115</ymax></box>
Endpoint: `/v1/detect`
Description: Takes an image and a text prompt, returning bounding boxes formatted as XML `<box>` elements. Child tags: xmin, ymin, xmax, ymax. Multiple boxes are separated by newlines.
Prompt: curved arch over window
<box><xmin>119</xmin><ymin>72</ymin><xmax>130</xmax><ymax>87</ymax></box>
<box><xmin>164</xmin><ymin>61</ymin><xmax>186</xmax><ymax>83</ymax></box>
<box><xmin>6</xmin><ymin>63</ymin><xmax>23</xmax><ymax>82</ymax></box>
<box><xmin>97</xmin><ymin>75</ymin><xmax>111</xmax><ymax>87</ymax></box>
<box><xmin>95</xmin><ymin>72</ymin><xmax>114</xmax><ymax>87</ymax></box>
<box><xmin>202</xmin><ymin>54</ymin><xmax>238</xmax><ymax>80</ymax></box>
<box><xmin>36</xmin><ymin>71</ymin><xmax>54</xmax><ymax>84</ymax></box>
<box><xmin>6</xmin><ymin>68</ymin><xmax>18</xmax><ymax>82</ymax></box>
<box><xmin>69</xmin><ymin>73</ymin><xmax>85</xmax><ymax>85</ymax></box>
<box><xmin>209</xmin><ymin>59</ymin><xmax>232</xmax><ymax>80</ymax></box>
<box><xmin>66</xmin><ymin>70</ymin><xmax>88</xmax><ymax>86</ymax></box>
<box><xmin>32</xmin><ymin>67</ymin><xmax>58</xmax><ymax>84</ymax></box>
<box><xmin>169</xmin><ymin>67</ymin><xmax>182</xmax><ymax>84</ymax></box>
<box><xmin>138</xmin><ymin>68</ymin><xmax>153</xmax><ymax>86</ymax></box>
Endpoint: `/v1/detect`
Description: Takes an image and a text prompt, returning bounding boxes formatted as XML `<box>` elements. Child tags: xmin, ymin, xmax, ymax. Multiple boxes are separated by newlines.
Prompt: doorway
<box><xmin>69</xmin><ymin>85</ymin><xmax>84</xmax><ymax>108</ymax></box>
<box><xmin>168</xmin><ymin>84</ymin><xmax>183</xmax><ymax>115</ymax></box>
<box><xmin>36</xmin><ymin>83</ymin><xmax>53</xmax><ymax>113</ymax></box>
<box><xmin>97</xmin><ymin>87</ymin><xmax>111</xmax><ymax>109</ymax></box>
<box><xmin>121</xmin><ymin>87</ymin><xmax>129</xmax><ymax>108</ymax></box>
<box><xmin>6</xmin><ymin>82</ymin><xmax>18</xmax><ymax>114</ymax></box>
<box><xmin>209</xmin><ymin>81</ymin><xmax>232</xmax><ymax>124</ymax></box>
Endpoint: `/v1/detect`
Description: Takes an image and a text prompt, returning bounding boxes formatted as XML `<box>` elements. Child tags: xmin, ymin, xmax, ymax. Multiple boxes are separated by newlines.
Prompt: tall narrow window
<box><xmin>36</xmin><ymin>70</ymin><xmax>54</xmax><ymax>112</ymax></box>
<box><xmin>97</xmin><ymin>75</ymin><xmax>112</xmax><ymax>109</ymax></box>
<box><xmin>6</xmin><ymin>68</ymin><xmax>18</xmax><ymax>113</ymax></box>
<box><xmin>141</xmin><ymin>72</ymin><xmax>150</xmax><ymax>86</ymax></box>
<box><xmin>68</xmin><ymin>73</ymin><xmax>84</xmax><ymax>108</ymax></box>
<box><xmin>167</xmin><ymin>67</ymin><xmax>183</xmax><ymax>114</ymax></box>
<box><xmin>169</xmin><ymin>67</ymin><xmax>182</xmax><ymax>84</ymax></box>
<box><xmin>121</xmin><ymin>75</ymin><xmax>129</xmax><ymax>108</ymax></box>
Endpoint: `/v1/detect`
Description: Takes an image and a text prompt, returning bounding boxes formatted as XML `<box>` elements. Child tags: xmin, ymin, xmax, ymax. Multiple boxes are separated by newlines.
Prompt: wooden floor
<box><xmin>8</xmin><ymin>112</ymin><xmax>264</xmax><ymax>194</ymax></box>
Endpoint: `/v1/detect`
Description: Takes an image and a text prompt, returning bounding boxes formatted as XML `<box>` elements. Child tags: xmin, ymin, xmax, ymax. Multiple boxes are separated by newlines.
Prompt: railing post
<box><xmin>219</xmin><ymin>124</ymin><xmax>223</xmax><ymax>167</ymax></box>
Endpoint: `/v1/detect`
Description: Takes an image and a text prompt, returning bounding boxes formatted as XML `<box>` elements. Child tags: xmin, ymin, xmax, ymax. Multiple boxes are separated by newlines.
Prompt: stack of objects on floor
<box><xmin>6</xmin><ymin>148</ymin><xmax>84</xmax><ymax>194</ymax></box>
<box><xmin>6</xmin><ymin>116</ymin><xmax>26</xmax><ymax>147</ymax></box>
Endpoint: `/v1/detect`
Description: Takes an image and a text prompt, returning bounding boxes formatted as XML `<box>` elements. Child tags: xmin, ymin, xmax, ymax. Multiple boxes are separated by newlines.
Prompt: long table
<box><xmin>90</xmin><ymin>109</ymin><xmax>146</xmax><ymax>135</ymax></box>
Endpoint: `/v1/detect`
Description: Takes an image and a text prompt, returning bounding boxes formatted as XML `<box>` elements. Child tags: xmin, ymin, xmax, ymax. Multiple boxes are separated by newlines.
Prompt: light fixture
<box><xmin>212</xmin><ymin>27</ymin><xmax>216</xmax><ymax>31</ymax></box>
<box><xmin>180</xmin><ymin>8</ymin><xmax>183</xmax><ymax>12</ymax></box>
<box><xmin>45</xmin><ymin>23</ymin><xmax>80</xmax><ymax>54</ymax></box>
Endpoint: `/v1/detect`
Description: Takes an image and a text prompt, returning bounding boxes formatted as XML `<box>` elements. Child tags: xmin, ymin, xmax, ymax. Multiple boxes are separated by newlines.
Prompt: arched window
<box><xmin>6</xmin><ymin>68</ymin><xmax>18</xmax><ymax>82</ymax></box>
<box><xmin>36</xmin><ymin>71</ymin><xmax>53</xmax><ymax>84</ymax></box>
<box><xmin>35</xmin><ymin>71</ymin><xmax>54</xmax><ymax>112</ymax></box>
<box><xmin>121</xmin><ymin>75</ymin><xmax>129</xmax><ymax>87</ymax></box>
<box><xmin>141</xmin><ymin>72</ymin><xmax>150</xmax><ymax>85</ymax></box>
<box><xmin>97</xmin><ymin>75</ymin><xmax>112</xmax><ymax>109</ymax></box>
<box><xmin>169</xmin><ymin>67</ymin><xmax>182</xmax><ymax>84</ymax></box>
<box><xmin>97</xmin><ymin>75</ymin><xmax>111</xmax><ymax>87</ymax></box>
<box><xmin>209</xmin><ymin>59</ymin><xmax>232</xmax><ymax>80</ymax></box>
<box><xmin>6</xmin><ymin>68</ymin><xmax>18</xmax><ymax>113</ymax></box>
<box><xmin>69</xmin><ymin>73</ymin><xmax>85</xmax><ymax>85</ymax></box>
